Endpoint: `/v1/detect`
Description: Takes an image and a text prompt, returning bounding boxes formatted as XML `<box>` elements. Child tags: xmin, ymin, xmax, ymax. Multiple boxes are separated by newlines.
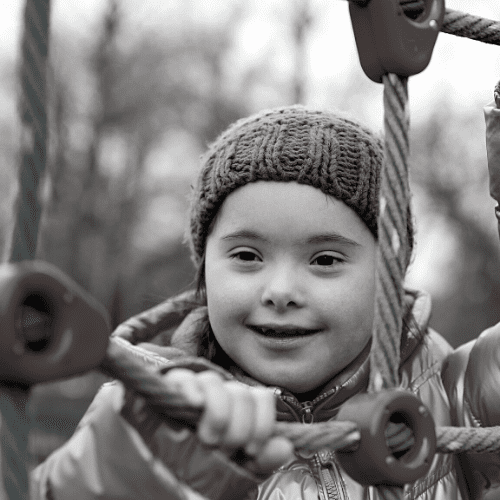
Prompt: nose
<box><xmin>260</xmin><ymin>263</ymin><xmax>304</xmax><ymax>312</ymax></box>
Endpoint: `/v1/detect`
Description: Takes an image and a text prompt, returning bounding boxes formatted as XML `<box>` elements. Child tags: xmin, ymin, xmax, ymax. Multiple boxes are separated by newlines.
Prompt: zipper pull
<box><xmin>300</xmin><ymin>401</ymin><xmax>314</xmax><ymax>423</ymax></box>
<box><xmin>317</xmin><ymin>449</ymin><xmax>335</xmax><ymax>468</ymax></box>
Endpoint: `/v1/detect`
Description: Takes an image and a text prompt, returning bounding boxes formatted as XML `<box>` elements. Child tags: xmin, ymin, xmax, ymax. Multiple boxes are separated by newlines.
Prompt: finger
<box><xmin>250</xmin><ymin>436</ymin><xmax>295</xmax><ymax>475</ymax></box>
<box><xmin>196</xmin><ymin>371</ymin><xmax>231</xmax><ymax>446</ymax></box>
<box><xmin>162</xmin><ymin>368</ymin><xmax>205</xmax><ymax>408</ymax></box>
<box><xmin>221</xmin><ymin>382</ymin><xmax>255</xmax><ymax>449</ymax></box>
<box><xmin>244</xmin><ymin>387</ymin><xmax>276</xmax><ymax>457</ymax></box>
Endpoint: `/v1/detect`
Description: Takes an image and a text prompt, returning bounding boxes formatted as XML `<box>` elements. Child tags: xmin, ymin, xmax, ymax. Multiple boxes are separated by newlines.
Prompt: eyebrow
<box><xmin>221</xmin><ymin>230</ymin><xmax>269</xmax><ymax>242</ymax></box>
<box><xmin>221</xmin><ymin>230</ymin><xmax>361</xmax><ymax>247</ymax></box>
<box><xmin>305</xmin><ymin>234</ymin><xmax>361</xmax><ymax>247</ymax></box>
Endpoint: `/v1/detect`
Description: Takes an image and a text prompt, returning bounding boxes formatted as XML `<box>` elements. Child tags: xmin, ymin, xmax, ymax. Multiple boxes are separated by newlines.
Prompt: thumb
<box><xmin>245</xmin><ymin>436</ymin><xmax>295</xmax><ymax>476</ymax></box>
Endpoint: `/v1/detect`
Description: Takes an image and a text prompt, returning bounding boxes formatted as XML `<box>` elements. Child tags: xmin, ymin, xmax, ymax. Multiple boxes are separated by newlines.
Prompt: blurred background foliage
<box><xmin>1</xmin><ymin>0</ymin><xmax>500</xmax><ymax>470</ymax></box>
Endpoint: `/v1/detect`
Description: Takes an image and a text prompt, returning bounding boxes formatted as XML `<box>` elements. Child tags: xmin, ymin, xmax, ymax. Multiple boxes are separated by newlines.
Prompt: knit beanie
<box><xmin>188</xmin><ymin>105</ymin><xmax>413</xmax><ymax>267</ymax></box>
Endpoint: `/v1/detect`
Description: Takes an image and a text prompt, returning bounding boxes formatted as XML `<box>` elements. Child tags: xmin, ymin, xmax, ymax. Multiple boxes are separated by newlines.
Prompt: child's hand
<box><xmin>162</xmin><ymin>368</ymin><xmax>294</xmax><ymax>475</ymax></box>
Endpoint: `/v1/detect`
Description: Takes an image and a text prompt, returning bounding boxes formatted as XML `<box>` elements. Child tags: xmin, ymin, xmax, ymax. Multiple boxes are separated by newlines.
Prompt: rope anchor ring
<box><xmin>336</xmin><ymin>389</ymin><xmax>436</xmax><ymax>486</ymax></box>
<box><xmin>0</xmin><ymin>261</ymin><xmax>110</xmax><ymax>385</ymax></box>
<box><xmin>349</xmin><ymin>0</ymin><xmax>445</xmax><ymax>82</ymax></box>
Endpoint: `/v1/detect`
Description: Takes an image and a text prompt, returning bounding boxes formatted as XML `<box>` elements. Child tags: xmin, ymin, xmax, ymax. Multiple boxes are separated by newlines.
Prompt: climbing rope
<box><xmin>369</xmin><ymin>74</ymin><xmax>410</xmax><ymax>393</ymax></box>
<box><xmin>103</xmin><ymin>337</ymin><xmax>500</xmax><ymax>456</ymax></box>
<box><xmin>442</xmin><ymin>8</ymin><xmax>500</xmax><ymax>44</ymax></box>
<box><xmin>1</xmin><ymin>1</ymin><xmax>51</xmax><ymax>499</ymax></box>
<box><xmin>7</xmin><ymin>0</ymin><xmax>51</xmax><ymax>263</ymax></box>
<box><xmin>369</xmin><ymin>71</ymin><xmax>411</xmax><ymax>500</ymax></box>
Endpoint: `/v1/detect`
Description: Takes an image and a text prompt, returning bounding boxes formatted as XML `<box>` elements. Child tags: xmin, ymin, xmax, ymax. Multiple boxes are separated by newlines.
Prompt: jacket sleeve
<box><xmin>31</xmin><ymin>376</ymin><xmax>261</xmax><ymax>500</ymax></box>
<box><xmin>484</xmin><ymin>101</ymin><xmax>500</xmax><ymax>239</ymax></box>
<box><xmin>441</xmin><ymin>323</ymin><xmax>500</xmax><ymax>492</ymax></box>
<box><xmin>30</xmin><ymin>381</ymin><xmax>199</xmax><ymax>500</ymax></box>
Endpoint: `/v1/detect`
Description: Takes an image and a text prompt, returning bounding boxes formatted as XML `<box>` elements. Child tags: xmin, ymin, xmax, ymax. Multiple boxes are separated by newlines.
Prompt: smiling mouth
<box><xmin>249</xmin><ymin>326</ymin><xmax>321</xmax><ymax>338</ymax></box>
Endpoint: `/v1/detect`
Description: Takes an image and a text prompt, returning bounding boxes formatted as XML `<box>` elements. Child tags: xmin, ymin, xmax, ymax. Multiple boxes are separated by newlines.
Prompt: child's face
<box><xmin>204</xmin><ymin>181</ymin><xmax>377</xmax><ymax>395</ymax></box>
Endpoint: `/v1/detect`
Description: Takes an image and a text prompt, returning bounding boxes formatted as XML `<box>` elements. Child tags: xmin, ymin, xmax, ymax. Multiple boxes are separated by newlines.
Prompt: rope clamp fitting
<box><xmin>0</xmin><ymin>260</ymin><xmax>110</xmax><ymax>385</ymax></box>
<box><xmin>348</xmin><ymin>0</ymin><xmax>445</xmax><ymax>82</ymax></box>
<box><xmin>336</xmin><ymin>389</ymin><xmax>436</xmax><ymax>486</ymax></box>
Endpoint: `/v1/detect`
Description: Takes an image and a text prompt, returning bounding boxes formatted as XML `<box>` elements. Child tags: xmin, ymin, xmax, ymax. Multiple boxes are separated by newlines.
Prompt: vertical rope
<box><xmin>0</xmin><ymin>387</ymin><xmax>30</xmax><ymax>500</ymax></box>
<box><xmin>369</xmin><ymin>74</ymin><xmax>410</xmax><ymax>393</ymax></box>
<box><xmin>1</xmin><ymin>1</ymin><xmax>51</xmax><ymax>499</ymax></box>
<box><xmin>369</xmin><ymin>74</ymin><xmax>410</xmax><ymax>500</ymax></box>
<box><xmin>7</xmin><ymin>0</ymin><xmax>51</xmax><ymax>262</ymax></box>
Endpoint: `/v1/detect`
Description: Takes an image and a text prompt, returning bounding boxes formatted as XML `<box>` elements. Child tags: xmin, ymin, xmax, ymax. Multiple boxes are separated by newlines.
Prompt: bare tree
<box><xmin>410</xmin><ymin>102</ymin><xmax>500</xmax><ymax>346</ymax></box>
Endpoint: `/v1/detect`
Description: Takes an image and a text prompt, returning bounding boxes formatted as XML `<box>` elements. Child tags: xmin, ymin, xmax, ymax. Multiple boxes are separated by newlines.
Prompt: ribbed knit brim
<box><xmin>188</xmin><ymin>105</ymin><xmax>411</xmax><ymax>267</ymax></box>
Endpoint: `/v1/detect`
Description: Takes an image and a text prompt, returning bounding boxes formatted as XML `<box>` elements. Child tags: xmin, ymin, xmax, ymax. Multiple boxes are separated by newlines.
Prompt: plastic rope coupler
<box><xmin>348</xmin><ymin>0</ymin><xmax>445</xmax><ymax>82</ymax></box>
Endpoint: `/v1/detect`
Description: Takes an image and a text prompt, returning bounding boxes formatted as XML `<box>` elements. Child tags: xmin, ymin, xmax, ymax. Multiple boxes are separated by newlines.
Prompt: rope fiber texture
<box><xmin>8</xmin><ymin>0</ymin><xmax>51</xmax><ymax>263</ymax></box>
<box><xmin>369</xmin><ymin>74</ymin><xmax>409</xmax><ymax>393</ymax></box>
<box><xmin>442</xmin><ymin>9</ymin><xmax>500</xmax><ymax>45</ymax></box>
<box><xmin>102</xmin><ymin>337</ymin><xmax>500</xmax><ymax>456</ymax></box>
<box><xmin>368</xmin><ymin>71</ymin><xmax>410</xmax><ymax>500</ymax></box>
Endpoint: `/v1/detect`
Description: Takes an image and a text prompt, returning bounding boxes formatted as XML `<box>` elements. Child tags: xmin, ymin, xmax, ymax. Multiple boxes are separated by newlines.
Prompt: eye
<box><xmin>231</xmin><ymin>250</ymin><xmax>261</xmax><ymax>262</ymax></box>
<box><xmin>311</xmin><ymin>253</ymin><xmax>343</xmax><ymax>267</ymax></box>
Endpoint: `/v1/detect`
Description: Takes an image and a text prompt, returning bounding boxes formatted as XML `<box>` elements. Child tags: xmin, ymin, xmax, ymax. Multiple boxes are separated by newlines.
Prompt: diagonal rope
<box><xmin>102</xmin><ymin>337</ymin><xmax>500</xmax><ymax>456</ymax></box>
<box><xmin>442</xmin><ymin>9</ymin><xmax>500</xmax><ymax>45</ymax></box>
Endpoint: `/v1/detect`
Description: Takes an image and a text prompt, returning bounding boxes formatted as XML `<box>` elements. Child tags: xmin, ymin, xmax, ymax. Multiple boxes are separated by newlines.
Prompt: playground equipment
<box><xmin>3</xmin><ymin>1</ymin><xmax>500</xmax><ymax>500</ymax></box>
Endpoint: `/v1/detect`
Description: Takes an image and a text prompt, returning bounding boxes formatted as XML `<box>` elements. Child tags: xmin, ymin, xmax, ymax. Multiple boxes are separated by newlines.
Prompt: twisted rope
<box><xmin>0</xmin><ymin>387</ymin><xmax>30</xmax><ymax>500</ymax></box>
<box><xmin>369</xmin><ymin>74</ymin><xmax>410</xmax><ymax>393</ymax></box>
<box><xmin>371</xmin><ymin>71</ymin><xmax>408</xmax><ymax>500</ymax></box>
<box><xmin>8</xmin><ymin>0</ymin><xmax>51</xmax><ymax>263</ymax></box>
<box><xmin>442</xmin><ymin>9</ymin><xmax>500</xmax><ymax>45</ymax></box>
<box><xmin>101</xmin><ymin>337</ymin><xmax>363</xmax><ymax>452</ymax></box>
<box><xmin>366</xmin><ymin>5</ymin><xmax>500</xmax><ymax>495</ymax></box>
<box><xmin>1</xmin><ymin>1</ymin><xmax>51</xmax><ymax>498</ymax></box>
<box><xmin>437</xmin><ymin>426</ymin><xmax>500</xmax><ymax>454</ymax></box>
<box><xmin>102</xmin><ymin>337</ymin><xmax>500</xmax><ymax>456</ymax></box>
<box><xmin>111</xmin><ymin>289</ymin><xmax>198</xmax><ymax>344</ymax></box>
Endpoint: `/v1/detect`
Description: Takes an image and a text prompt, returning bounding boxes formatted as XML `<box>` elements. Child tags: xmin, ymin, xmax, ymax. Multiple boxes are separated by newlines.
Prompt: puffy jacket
<box><xmin>31</xmin><ymin>289</ymin><xmax>500</xmax><ymax>500</ymax></box>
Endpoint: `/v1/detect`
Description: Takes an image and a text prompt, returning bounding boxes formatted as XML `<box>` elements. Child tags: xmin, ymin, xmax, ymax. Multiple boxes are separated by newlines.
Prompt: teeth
<box><xmin>257</xmin><ymin>327</ymin><xmax>311</xmax><ymax>337</ymax></box>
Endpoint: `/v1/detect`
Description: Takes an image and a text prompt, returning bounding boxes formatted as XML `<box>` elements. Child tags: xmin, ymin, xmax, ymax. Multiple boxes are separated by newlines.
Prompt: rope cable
<box><xmin>101</xmin><ymin>337</ymin><xmax>500</xmax><ymax>456</ymax></box>
<box><xmin>370</xmin><ymin>72</ymin><xmax>411</xmax><ymax>500</ymax></box>
<box><xmin>369</xmin><ymin>74</ymin><xmax>410</xmax><ymax>393</ymax></box>
<box><xmin>442</xmin><ymin>9</ymin><xmax>500</xmax><ymax>45</ymax></box>
<box><xmin>7</xmin><ymin>0</ymin><xmax>51</xmax><ymax>263</ymax></box>
<box><xmin>1</xmin><ymin>1</ymin><xmax>51</xmax><ymax>499</ymax></box>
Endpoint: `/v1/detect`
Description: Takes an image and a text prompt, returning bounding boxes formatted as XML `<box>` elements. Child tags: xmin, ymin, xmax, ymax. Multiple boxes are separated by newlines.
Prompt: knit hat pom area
<box><xmin>188</xmin><ymin>105</ymin><xmax>401</xmax><ymax>266</ymax></box>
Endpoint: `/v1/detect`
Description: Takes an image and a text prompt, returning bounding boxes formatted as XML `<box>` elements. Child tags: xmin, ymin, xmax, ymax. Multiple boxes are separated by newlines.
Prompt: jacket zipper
<box><xmin>278</xmin><ymin>391</ymin><xmax>349</xmax><ymax>500</ymax></box>
<box><xmin>279</xmin><ymin>386</ymin><xmax>338</xmax><ymax>423</ymax></box>
<box><xmin>316</xmin><ymin>451</ymin><xmax>348</xmax><ymax>500</ymax></box>
<box><xmin>300</xmin><ymin>401</ymin><xmax>314</xmax><ymax>423</ymax></box>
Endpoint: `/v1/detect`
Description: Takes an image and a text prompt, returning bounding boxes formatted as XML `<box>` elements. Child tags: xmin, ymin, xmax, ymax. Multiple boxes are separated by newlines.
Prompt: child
<box><xmin>32</xmin><ymin>106</ymin><xmax>500</xmax><ymax>500</ymax></box>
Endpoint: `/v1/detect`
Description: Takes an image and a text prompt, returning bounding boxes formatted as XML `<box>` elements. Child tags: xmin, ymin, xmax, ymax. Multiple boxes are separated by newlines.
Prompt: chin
<box><xmin>253</xmin><ymin>368</ymin><xmax>326</xmax><ymax>395</ymax></box>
